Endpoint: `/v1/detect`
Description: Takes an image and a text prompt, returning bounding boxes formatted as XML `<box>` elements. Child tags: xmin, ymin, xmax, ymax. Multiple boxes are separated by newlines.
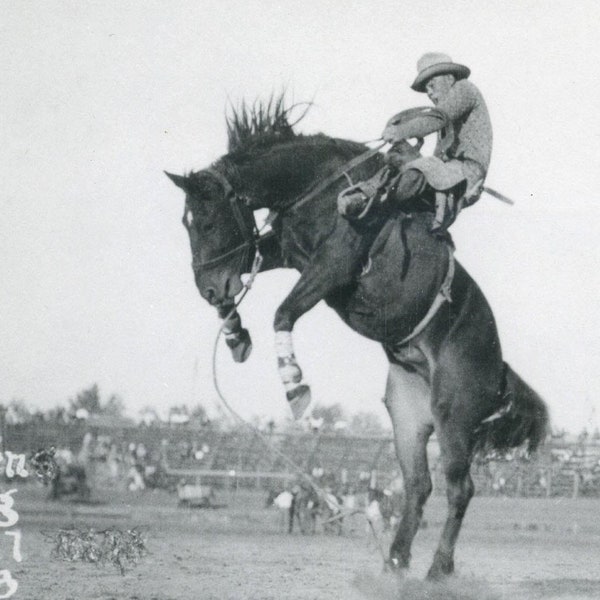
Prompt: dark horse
<box><xmin>165</xmin><ymin>98</ymin><xmax>548</xmax><ymax>579</ymax></box>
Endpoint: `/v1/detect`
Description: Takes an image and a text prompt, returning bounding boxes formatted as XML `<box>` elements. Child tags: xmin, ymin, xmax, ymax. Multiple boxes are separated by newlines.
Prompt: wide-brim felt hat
<box><xmin>411</xmin><ymin>52</ymin><xmax>470</xmax><ymax>92</ymax></box>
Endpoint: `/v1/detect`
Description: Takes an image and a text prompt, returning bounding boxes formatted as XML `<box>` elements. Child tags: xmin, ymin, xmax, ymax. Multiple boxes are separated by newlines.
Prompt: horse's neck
<box><xmin>235</xmin><ymin>137</ymin><xmax>359</xmax><ymax>211</ymax></box>
<box><xmin>228</xmin><ymin>137</ymin><xmax>368</xmax><ymax>271</ymax></box>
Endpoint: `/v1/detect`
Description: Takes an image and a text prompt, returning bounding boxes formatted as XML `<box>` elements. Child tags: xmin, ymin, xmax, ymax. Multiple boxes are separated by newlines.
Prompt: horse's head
<box><xmin>165</xmin><ymin>169</ymin><xmax>256</xmax><ymax>307</ymax></box>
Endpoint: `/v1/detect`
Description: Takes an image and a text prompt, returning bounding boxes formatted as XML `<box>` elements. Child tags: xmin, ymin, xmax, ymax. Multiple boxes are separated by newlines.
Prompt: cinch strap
<box><xmin>394</xmin><ymin>247</ymin><xmax>455</xmax><ymax>347</ymax></box>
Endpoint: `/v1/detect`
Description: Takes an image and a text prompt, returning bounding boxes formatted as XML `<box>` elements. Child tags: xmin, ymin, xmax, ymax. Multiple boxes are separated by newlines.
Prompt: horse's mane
<box><xmin>209</xmin><ymin>93</ymin><xmax>370</xmax><ymax>194</ymax></box>
<box><xmin>226</xmin><ymin>93</ymin><xmax>311</xmax><ymax>156</ymax></box>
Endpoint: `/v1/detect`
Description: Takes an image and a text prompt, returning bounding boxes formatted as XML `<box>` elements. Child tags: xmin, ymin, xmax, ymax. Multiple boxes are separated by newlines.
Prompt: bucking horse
<box><xmin>165</xmin><ymin>96</ymin><xmax>548</xmax><ymax>579</ymax></box>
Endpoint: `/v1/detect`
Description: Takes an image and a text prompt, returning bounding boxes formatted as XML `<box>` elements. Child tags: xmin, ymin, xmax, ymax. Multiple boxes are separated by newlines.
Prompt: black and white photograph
<box><xmin>1</xmin><ymin>1</ymin><xmax>599</xmax><ymax>598</ymax></box>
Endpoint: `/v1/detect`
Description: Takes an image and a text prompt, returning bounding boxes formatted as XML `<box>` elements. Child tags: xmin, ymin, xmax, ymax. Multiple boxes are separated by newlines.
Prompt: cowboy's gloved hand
<box><xmin>385</xmin><ymin>140</ymin><xmax>422</xmax><ymax>168</ymax></box>
<box><xmin>382</xmin><ymin>124</ymin><xmax>402</xmax><ymax>144</ymax></box>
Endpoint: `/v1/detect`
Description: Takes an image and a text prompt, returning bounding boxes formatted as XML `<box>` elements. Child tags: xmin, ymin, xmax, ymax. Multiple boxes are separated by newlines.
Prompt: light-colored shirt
<box><xmin>273</xmin><ymin>491</ymin><xmax>293</xmax><ymax>509</ymax></box>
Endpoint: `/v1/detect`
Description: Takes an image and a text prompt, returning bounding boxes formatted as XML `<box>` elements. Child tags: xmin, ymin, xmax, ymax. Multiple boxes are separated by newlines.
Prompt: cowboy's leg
<box><xmin>388</xmin><ymin>168</ymin><xmax>428</xmax><ymax>203</ymax></box>
<box><xmin>391</xmin><ymin>168</ymin><xmax>469</xmax><ymax>233</ymax></box>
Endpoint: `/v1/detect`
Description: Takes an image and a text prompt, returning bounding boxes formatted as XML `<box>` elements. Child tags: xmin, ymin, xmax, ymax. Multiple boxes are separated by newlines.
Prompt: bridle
<box><xmin>185</xmin><ymin>143</ymin><xmax>384</xmax><ymax>273</ymax></box>
<box><xmin>183</xmin><ymin>167</ymin><xmax>260</xmax><ymax>273</ymax></box>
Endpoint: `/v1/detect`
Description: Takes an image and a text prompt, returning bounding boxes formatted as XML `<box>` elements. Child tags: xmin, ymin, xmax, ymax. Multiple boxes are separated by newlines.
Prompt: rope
<box><xmin>212</xmin><ymin>310</ymin><xmax>325</xmax><ymax>493</ymax></box>
<box><xmin>211</xmin><ymin>251</ymin><xmax>323</xmax><ymax>487</ymax></box>
<box><xmin>209</xmin><ymin>268</ymin><xmax>389</xmax><ymax>564</ymax></box>
<box><xmin>278</xmin><ymin>141</ymin><xmax>387</xmax><ymax>213</ymax></box>
<box><xmin>202</xmin><ymin>173</ymin><xmax>392</xmax><ymax>568</ymax></box>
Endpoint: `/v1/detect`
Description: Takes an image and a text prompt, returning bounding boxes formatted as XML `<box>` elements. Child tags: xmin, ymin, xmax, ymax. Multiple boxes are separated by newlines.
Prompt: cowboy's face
<box><xmin>425</xmin><ymin>74</ymin><xmax>455</xmax><ymax>104</ymax></box>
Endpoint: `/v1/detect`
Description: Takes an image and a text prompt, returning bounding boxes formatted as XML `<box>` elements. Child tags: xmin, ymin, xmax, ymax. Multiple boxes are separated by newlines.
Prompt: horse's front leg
<box><xmin>217</xmin><ymin>303</ymin><xmax>252</xmax><ymax>363</ymax></box>
<box><xmin>273</xmin><ymin>246</ymin><xmax>359</xmax><ymax>419</ymax></box>
<box><xmin>273</xmin><ymin>275</ymin><xmax>323</xmax><ymax>420</ymax></box>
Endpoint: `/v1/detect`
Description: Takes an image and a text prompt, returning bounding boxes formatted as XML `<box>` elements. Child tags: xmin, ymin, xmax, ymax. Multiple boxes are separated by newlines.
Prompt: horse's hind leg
<box><xmin>426</xmin><ymin>359</ymin><xmax>491</xmax><ymax>579</ymax></box>
<box><xmin>384</xmin><ymin>363</ymin><xmax>434</xmax><ymax>570</ymax></box>
<box><xmin>426</xmin><ymin>409</ymin><xmax>475</xmax><ymax>579</ymax></box>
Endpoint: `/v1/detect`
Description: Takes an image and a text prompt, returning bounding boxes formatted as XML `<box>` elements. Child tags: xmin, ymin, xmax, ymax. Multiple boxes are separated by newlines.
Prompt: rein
<box><xmin>278</xmin><ymin>141</ymin><xmax>387</xmax><ymax>213</ymax></box>
<box><xmin>198</xmin><ymin>146</ymin><xmax>409</xmax><ymax>569</ymax></box>
<box><xmin>192</xmin><ymin>143</ymin><xmax>386</xmax><ymax>272</ymax></box>
<box><xmin>200</xmin><ymin>143</ymin><xmax>454</xmax><ymax>351</ymax></box>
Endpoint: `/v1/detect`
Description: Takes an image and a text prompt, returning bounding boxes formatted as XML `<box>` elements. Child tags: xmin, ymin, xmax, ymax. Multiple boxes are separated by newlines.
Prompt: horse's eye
<box><xmin>203</xmin><ymin>223</ymin><xmax>215</xmax><ymax>234</ymax></box>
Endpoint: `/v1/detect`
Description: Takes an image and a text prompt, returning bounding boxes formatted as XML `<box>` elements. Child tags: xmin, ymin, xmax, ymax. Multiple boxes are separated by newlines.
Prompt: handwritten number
<box><xmin>0</xmin><ymin>570</ymin><xmax>17</xmax><ymax>598</ymax></box>
<box><xmin>0</xmin><ymin>491</ymin><xmax>18</xmax><ymax>528</ymax></box>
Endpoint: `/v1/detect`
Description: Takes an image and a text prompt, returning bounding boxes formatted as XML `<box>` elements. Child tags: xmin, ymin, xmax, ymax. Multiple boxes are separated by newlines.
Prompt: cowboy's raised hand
<box><xmin>382</xmin><ymin>125</ymin><xmax>401</xmax><ymax>144</ymax></box>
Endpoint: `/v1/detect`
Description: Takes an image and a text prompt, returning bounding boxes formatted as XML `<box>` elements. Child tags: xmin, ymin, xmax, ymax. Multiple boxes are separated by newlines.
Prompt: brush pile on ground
<box><xmin>45</xmin><ymin>527</ymin><xmax>147</xmax><ymax>575</ymax></box>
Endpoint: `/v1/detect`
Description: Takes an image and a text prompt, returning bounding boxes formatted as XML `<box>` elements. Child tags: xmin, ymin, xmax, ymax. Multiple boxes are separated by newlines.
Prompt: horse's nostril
<box><xmin>205</xmin><ymin>287</ymin><xmax>216</xmax><ymax>302</ymax></box>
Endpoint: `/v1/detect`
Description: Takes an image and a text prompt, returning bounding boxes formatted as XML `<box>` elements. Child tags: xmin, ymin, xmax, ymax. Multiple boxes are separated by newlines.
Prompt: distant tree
<box><xmin>31</xmin><ymin>409</ymin><xmax>46</xmax><ymax>423</ymax></box>
<box><xmin>69</xmin><ymin>384</ymin><xmax>102</xmax><ymax>415</ymax></box>
<box><xmin>103</xmin><ymin>394</ymin><xmax>125</xmax><ymax>417</ymax></box>
<box><xmin>68</xmin><ymin>384</ymin><xmax>126</xmax><ymax>418</ymax></box>
<box><xmin>311</xmin><ymin>403</ymin><xmax>346</xmax><ymax>431</ymax></box>
<box><xmin>5</xmin><ymin>399</ymin><xmax>32</xmax><ymax>424</ymax></box>
<box><xmin>46</xmin><ymin>406</ymin><xmax>69</xmax><ymax>423</ymax></box>
<box><xmin>139</xmin><ymin>406</ymin><xmax>161</xmax><ymax>426</ymax></box>
<box><xmin>189</xmin><ymin>403</ymin><xmax>210</xmax><ymax>427</ymax></box>
<box><xmin>349</xmin><ymin>411</ymin><xmax>385</xmax><ymax>435</ymax></box>
<box><xmin>578</xmin><ymin>428</ymin><xmax>589</xmax><ymax>444</ymax></box>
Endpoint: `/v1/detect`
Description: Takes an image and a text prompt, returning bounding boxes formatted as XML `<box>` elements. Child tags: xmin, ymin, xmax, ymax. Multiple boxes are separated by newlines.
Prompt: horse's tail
<box><xmin>474</xmin><ymin>362</ymin><xmax>549</xmax><ymax>456</ymax></box>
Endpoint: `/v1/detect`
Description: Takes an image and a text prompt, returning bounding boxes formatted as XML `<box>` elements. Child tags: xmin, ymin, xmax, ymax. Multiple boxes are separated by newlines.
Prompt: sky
<box><xmin>1</xmin><ymin>1</ymin><xmax>599</xmax><ymax>432</ymax></box>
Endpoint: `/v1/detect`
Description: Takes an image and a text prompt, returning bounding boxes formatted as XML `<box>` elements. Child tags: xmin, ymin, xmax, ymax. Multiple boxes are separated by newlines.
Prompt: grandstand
<box><xmin>4</xmin><ymin>421</ymin><xmax>600</xmax><ymax>498</ymax></box>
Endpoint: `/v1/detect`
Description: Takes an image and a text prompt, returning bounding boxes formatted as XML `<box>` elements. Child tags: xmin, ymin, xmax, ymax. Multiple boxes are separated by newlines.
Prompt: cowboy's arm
<box><xmin>382</xmin><ymin>81</ymin><xmax>478</xmax><ymax>143</ymax></box>
<box><xmin>434</xmin><ymin>79</ymin><xmax>477</xmax><ymax>121</ymax></box>
<box><xmin>382</xmin><ymin>109</ymin><xmax>446</xmax><ymax>143</ymax></box>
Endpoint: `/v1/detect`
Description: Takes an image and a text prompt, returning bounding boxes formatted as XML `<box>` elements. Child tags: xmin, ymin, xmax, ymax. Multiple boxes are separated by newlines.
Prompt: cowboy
<box><xmin>339</xmin><ymin>53</ymin><xmax>492</xmax><ymax>231</ymax></box>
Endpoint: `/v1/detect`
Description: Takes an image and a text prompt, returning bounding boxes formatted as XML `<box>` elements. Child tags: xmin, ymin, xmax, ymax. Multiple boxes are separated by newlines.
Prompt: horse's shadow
<box><xmin>354</xmin><ymin>572</ymin><xmax>600</xmax><ymax>599</ymax></box>
<box><xmin>353</xmin><ymin>571</ymin><xmax>501</xmax><ymax>600</ymax></box>
<box><xmin>516</xmin><ymin>577</ymin><xmax>600</xmax><ymax>598</ymax></box>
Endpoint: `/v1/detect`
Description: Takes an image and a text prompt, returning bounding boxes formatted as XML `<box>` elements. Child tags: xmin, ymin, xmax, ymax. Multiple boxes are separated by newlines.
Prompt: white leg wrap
<box><xmin>275</xmin><ymin>331</ymin><xmax>306</xmax><ymax>390</ymax></box>
<box><xmin>222</xmin><ymin>313</ymin><xmax>241</xmax><ymax>335</ymax></box>
<box><xmin>274</xmin><ymin>332</ymin><xmax>312</xmax><ymax>420</ymax></box>
<box><xmin>275</xmin><ymin>331</ymin><xmax>294</xmax><ymax>358</ymax></box>
<box><xmin>279</xmin><ymin>364</ymin><xmax>302</xmax><ymax>389</ymax></box>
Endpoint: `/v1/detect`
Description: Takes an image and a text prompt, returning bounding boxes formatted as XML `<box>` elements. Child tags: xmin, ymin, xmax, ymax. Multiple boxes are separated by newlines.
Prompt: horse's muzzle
<box><xmin>196</xmin><ymin>269</ymin><xmax>244</xmax><ymax>306</ymax></box>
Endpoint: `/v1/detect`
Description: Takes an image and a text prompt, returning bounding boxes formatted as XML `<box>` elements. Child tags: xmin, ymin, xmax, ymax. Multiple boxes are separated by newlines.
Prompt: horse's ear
<box><xmin>164</xmin><ymin>171</ymin><xmax>189</xmax><ymax>192</ymax></box>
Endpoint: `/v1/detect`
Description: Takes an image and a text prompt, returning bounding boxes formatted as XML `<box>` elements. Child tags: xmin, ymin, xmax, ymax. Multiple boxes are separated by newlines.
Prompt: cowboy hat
<box><xmin>411</xmin><ymin>52</ymin><xmax>470</xmax><ymax>92</ymax></box>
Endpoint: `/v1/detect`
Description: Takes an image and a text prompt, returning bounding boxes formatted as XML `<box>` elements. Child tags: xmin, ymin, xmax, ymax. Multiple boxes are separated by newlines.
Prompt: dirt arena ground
<box><xmin>12</xmin><ymin>483</ymin><xmax>600</xmax><ymax>599</ymax></box>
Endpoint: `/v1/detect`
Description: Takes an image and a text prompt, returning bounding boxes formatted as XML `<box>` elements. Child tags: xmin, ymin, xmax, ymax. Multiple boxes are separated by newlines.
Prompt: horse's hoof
<box><xmin>226</xmin><ymin>328</ymin><xmax>252</xmax><ymax>363</ymax></box>
<box><xmin>426</xmin><ymin>556</ymin><xmax>454</xmax><ymax>581</ymax></box>
<box><xmin>287</xmin><ymin>385</ymin><xmax>311</xmax><ymax>420</ymax></box>
<box><xmin>385</xmin><ymin>556</ymin><xmax>408</xmax><ymax>575</ymax></box>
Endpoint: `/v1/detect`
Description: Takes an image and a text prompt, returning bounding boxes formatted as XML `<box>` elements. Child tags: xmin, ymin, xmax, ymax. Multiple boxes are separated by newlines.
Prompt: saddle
<box><xmin>338</xmin><ymin>150</ymin><xmax>483</xmax><ymax>233</ymax></box>
<box><xmin>337</xmin><ymin>107</ymin><xmax>484</xmax><ymax>232</ymax></box>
